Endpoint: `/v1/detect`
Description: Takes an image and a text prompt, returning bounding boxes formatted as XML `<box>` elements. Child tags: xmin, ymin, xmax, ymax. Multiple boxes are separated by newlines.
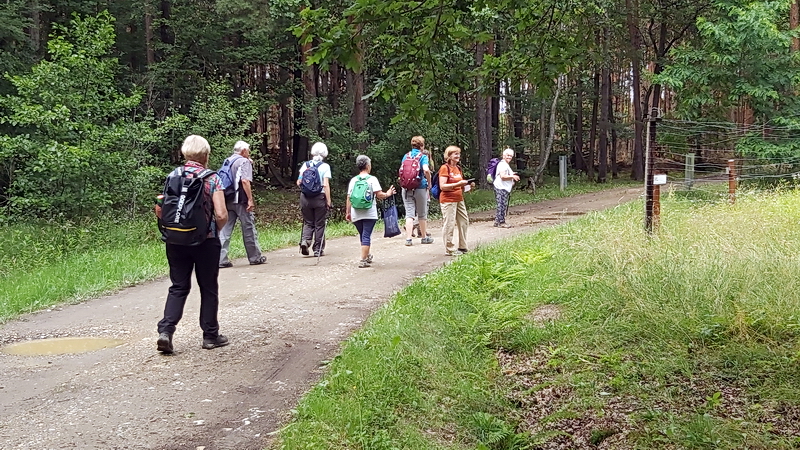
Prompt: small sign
<box><xmin>653</xmin><ymin>174</ymin><xmax>667</xmax><ymax>185</ymax></box>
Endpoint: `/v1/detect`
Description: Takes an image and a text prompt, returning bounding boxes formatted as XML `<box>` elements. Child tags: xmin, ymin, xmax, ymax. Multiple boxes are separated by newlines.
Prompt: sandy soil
<box><xmin>0</xmin><ymin>187</ymin><xmax>641</xmax><ymax>450</ymax></box>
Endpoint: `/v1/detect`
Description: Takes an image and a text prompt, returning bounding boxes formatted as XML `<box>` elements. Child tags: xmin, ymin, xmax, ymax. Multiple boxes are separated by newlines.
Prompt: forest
<box><xmin>1</xmin><ymin>0</ymin><xmax>799</xmax><ymax>221</ymax></box>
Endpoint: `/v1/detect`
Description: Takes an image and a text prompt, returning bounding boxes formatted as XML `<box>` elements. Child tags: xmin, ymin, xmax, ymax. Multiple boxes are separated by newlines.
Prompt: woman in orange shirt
<box><xmin>438</xmin><ymin>145</ymin><xmax>472</xmax><ymax>256</ymax></box>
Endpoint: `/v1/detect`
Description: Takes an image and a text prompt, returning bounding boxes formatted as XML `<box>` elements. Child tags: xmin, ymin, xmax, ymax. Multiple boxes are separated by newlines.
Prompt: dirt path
<box><xmin>0</xmin><ymin>187</ymin><xmax>642</xmax><ymax>450</ymax></box>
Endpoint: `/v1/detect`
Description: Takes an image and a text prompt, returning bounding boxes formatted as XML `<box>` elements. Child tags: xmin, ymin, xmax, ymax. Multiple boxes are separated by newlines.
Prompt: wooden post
<box><xmin>685</xmin><ymin>153</ymin><xmax>695</xmax><ymax>190</ymax></box>
<box><xmin>644</xmin><ymin>119</ymin><xmax>654</xmax><ymax>233</ymax></box>
<box><xmin>653</xmin><ymin>182</ymin><xmax>661</xmax><ymax>231</ymax></box>
<box><xmin>728</xmin><ymin>159</ymin><xmax>736</xmax><ymax>204</ymax></box>
<box><xmin>559</xmin><ymin>155</ymin><xmax>567</xmax><ymax>191</ymax></box>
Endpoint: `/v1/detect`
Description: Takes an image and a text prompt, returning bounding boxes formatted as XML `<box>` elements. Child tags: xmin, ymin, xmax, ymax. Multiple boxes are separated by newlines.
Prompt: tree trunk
<box><xmin>29</xmin><ymin>0</ymin><xmax>41</xmax><ymax>53</ymax></box>
<box><xmin>301</xmin><ymin>42</ymin><xmax>319</xmax><ymax>135</ymax></box>
<box><xmin>574</xmin><ymin>76</ymin><xmax>587</xmax><ymax>173</ymax></box>
<box><xmin>533</xmin><ymin>77</ymin><xmax>563</xmax><ymax>184</ymax></box>
<box><xmin>627</xmin><ymin>0</ymin><xmax>645</xmax><ymax>181</ymax></box>
<box><xmin>792</xmin><ymin>0</ymin><xmax>799</xmax><ymax>51</ymax></box>
<box><xmin>512</xmin><ymin>80</ymin><xmax>523</xmax><ymax>142</ymax></box>
<box><xmin>349</xmin><ymin>68</ymin><xmax>367</xmax><ymax>151</ymax></box>
<box><xmin>598</xmin><ymin>31</ymin><xmax>610</xmax><ymax>184</ymax></box>
<box><xmin>476</xmin><ymin>42</ymin><xmax>492</xmax><ymax>188</ymax></box>
<box><xmin>588</xmin><ymin>70</ymin><xmax>599</xmax><ymax>181</ymax></box>
<box><xmin>329</xmin><ymin>62</ymin><xmax>340</xmax><ymax>111</ymax></box>
<box><xmin>609</xmin><ymin>80</ymin><xmax>619</xmax><ymax>179</ymax></box>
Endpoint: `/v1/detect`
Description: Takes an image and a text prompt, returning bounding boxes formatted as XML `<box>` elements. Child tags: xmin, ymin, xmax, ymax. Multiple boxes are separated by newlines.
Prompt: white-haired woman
<box><xmin>297</xmin><ymin>142</ymin><xmax>332</xmax><ymax>257</ymax></box>
<box><xmin>493</xmin><ymin>147</ymin><xmax>520</xmax><ymax>228</ymax></box>
<box><xmin>346</xmin><ymin>155</ymin><xmax>396</xmax><ymax>268</ymax></box>
<box><xmin>155</xmin><ymin>135</ymin><xmax>229</xmax><ymax>354</ymax></box>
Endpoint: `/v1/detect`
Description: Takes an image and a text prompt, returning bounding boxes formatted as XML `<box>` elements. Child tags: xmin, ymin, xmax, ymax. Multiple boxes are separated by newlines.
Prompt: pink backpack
<box><xmin>398</xmin><ymin>152</ymin><xmax>423</xmax><ymax>189</ymax></box>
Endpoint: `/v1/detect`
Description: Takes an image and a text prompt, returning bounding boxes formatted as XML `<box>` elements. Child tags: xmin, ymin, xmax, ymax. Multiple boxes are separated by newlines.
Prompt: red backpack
<box><xmin>398</xmin><ymin>152</ymin><xmax>423</xmax><ymax>189</ymax></box>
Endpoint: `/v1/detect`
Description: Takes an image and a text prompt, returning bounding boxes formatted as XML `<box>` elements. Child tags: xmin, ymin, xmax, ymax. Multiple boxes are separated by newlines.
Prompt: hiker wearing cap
<box><xmin>297</xmin><ymin>142</ymin><xmax>332</xmax><ymax>257</ymax></box>
<box><xmin>493</xmin><ymin>147</ymin><xmax>520</xmax><ymax>228</ymax></box>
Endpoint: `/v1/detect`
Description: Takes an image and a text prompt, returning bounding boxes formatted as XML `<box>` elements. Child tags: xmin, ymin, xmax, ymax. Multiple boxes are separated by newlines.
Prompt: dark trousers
<box><xmin>300</xmin><ymin>192</ymin><xmax>327</xmax><ymax>253</ymax></box>
<box><xmin>354</xmin><ymin>219</ymin><xmax>377</xmax><ymax>246</ymax></box>
<box><xmin>158</xmin><ymin>238</ymin><xmax>221</xmax><ymax>340</ymax></box>
<box><xmin>494</xmin><ymin>187</ymin><xmax>510</xmax><ymax>224</ymax></box>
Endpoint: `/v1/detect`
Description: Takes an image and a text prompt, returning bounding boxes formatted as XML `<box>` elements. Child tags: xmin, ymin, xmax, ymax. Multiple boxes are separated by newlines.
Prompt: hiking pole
<box><xmin>316</xmin><ymin>206</ymin><xmax>329</xmax><ymax>266</ymax></box>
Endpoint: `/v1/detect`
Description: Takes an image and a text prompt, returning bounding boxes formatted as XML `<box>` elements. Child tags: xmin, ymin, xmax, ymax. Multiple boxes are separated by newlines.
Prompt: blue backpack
<box><xmin>486</xmin><ymin>157</ymin><xmax>501</xmax><ymax>183</ymax></box>
<box><xmin>218</xmin><ymin>155</ymin><xmax>242</xmax><ymax>201</ymax></box>
<box><xmin>300</xmin><ymin>161</ymin><xmax>324</xmax><ymax>195</ymax></box>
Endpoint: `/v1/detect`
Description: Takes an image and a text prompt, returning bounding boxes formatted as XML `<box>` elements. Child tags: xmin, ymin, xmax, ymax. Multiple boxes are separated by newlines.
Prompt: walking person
<box><xmin>297</xmin><ymin>142</ymin><xmax>332</xmax><ymax>257</ymax></box>
<box><xmin>399</xmin><ymin>136</ymin><xmax>434</xmax><ymax>246</ymax></box>
<box><xmin>218</xmin><ymin>141</ymin><xmax>266</xmax><ymax>268</ymax></box>
<box><xmin>155</xmin><ymin>135</ymin><xmax>230</xmax><ymax>354</ymax></box>
<box><xmin>346</xmin><ymin>155</ymin><xmax>396</xmax><ymax>268</ymax></box>
<box><xmin>493</xmin><ymin>147</ymin><xmax>520</xmax><ymax>228</ymax></box>
<box><xmin>438</xmin><ymin>145</ymin><xmax>472</xmax><ymax>256</ymax></box>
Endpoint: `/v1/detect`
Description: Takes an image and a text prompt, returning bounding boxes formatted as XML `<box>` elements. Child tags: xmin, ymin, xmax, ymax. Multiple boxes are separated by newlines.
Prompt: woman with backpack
<box><xmin>346</xmin><ymin>155</ymin><xmax>396</xmax><ymax>268</ymax></box>
<box><xmin>493</xmin><ymin>147</ymin><xmax>520</xmax><ymax>228</ymax></box>
<box><xmin>297</xmin><ymin>142</ymin><xmax>332</xmax><ymax>257</ymax></box>
<box><xmin>438</xmin><ymin>145</ymin><xmax>473</xmax><ymax>256</ymax></box>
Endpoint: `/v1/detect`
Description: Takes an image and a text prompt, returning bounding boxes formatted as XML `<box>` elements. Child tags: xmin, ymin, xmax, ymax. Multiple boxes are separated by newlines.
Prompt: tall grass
<box><xmin>0</xmin><ymin>218</ymin><xmax>355</xmax><ymax>322</ymax></box>
<box><xmin>278</xmin><ymin>188</ymin><xmax>800</xmax><ymax>449</ymax></box>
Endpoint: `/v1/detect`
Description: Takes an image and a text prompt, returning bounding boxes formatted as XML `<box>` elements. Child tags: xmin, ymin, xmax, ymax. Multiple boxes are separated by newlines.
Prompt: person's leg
<box><xmin>158</xmin><ymin>243</ymin><xmax>194</xmax><ymax>336</ymax></box>
<box><xmin>441</xmin><ymin>202</ymin><xmax>457</xmax><ymax>253</ymax></box>
<box><xmin>456</xmin><ymin>200</ymin><xmax>469</xmax><ymax>251</ymax></box>
<box><xmin>402</xmin><ymin>189</ymin><xmax>417</xmax><ymax>243</ymax></box>
<box><xmin>494</xmin><ymin>187</ymin><xmax>504</xmax><ymax>226</ymax></box>
<box><xmin>359</xmin><ymin>219</ymin><xmax>376</xmax><ymax>261</ymax></box>
<box><xmin>415</xmin><ymin>189</ymin><xmax>432</xmax><ymax>242</ymax></box>
<box><xmin>218</xmin><ymin>206</ymin><xmax>238</xmax><ymax>266</ymax></box>
<box><xmin>299</xmin><ymin>194</ymin><xmax>314</xmax><ymax>255</ymax></box>
<box><xmin>311</xmin><ymin>194</ymin><xmax>327</xmax><ymax>254</ymax></box>
<box><xmin>194</xmin><ymin>238</ymin><xmax>222</xmax><ymax>341</ymax></box>
<box><xmin>236</xmin><ymin>203</ymin><xmax>264</xmax><ymax>263</ymax></box>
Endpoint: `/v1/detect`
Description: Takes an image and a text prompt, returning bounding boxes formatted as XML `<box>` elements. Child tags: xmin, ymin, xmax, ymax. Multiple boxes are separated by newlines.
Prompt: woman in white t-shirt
<box><xmin>297</xmin><ymin>142</ymin><xmax>332</xmax><ymax>257</ymax></box>
<box><xmin>493</xmin><ymin>148</ymin><xmax>520</xmax><ymax>228</ymax></box>
<box><xmin>346</xmin><ymin>155</ymin><xmax>396</xmax><ymax>268</ymax></box>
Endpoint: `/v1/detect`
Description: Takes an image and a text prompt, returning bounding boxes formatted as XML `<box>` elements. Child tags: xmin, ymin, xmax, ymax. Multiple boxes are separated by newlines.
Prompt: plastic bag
<box><xmin>382</xmin><ymin>197</ymin><xmax>402</xmax><ymax>238</ymax></box>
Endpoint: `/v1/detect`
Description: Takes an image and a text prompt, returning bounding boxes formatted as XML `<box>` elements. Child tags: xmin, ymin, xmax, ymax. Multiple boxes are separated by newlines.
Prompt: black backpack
<box><xmin>159</xmin><ymin>167</ymin><xmax>216</xmax><ymax>246</ymax></box>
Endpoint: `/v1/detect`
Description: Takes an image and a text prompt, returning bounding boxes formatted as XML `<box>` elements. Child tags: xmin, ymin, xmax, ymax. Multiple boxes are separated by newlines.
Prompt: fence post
<box><xmin>728</xmin><ymin>159</ymin><xmax>736</xmax><ymax>204</ymax></box>
<box><xmin>559</xmin><ymin>155</ymin><xmax>567</xmax><ymax>191</ymax></box>
<box><xmin>685</xmin><ymin>153</ymin><xmax>695</xmax><ymax>189</ymax></box>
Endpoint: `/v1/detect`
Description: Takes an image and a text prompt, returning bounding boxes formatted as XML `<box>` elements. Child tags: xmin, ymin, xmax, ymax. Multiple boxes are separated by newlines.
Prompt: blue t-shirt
<box><xmin>400</xmin><ymin>148</ymin><xmax>430</xmax><ymax>189</ymax></box>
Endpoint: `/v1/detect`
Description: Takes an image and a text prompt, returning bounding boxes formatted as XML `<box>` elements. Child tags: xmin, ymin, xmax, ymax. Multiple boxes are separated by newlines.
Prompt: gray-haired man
<box><xmin>218</xmin><ymin>141</ymin><xmax>266</xmax><ymax>267</ymax></box>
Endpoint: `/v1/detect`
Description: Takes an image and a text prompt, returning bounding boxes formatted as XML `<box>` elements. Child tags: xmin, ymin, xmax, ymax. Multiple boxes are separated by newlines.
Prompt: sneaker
<box><xmin>445</xmin><ymin>250</ymin><xmax>464</xmax><ymax>256</ymax></box>
<box><xmin>420</xmin><ymin>237</ymin><xmax>434</xmax><ymax>244</ymax></box>
<box><xmin>202</xmin><ymin>335</ymin><xmax>229</xmax><ymax>350</ymax></box>
<box><xmin>358</xmin><ymin>259</ymin><xmax>371</xmax><ymax>268</ymax></box>
<box><xmin>157</xmin><ymin>332</ymin><xmax>173</xmax><ymax>354</ymax></box>
<box><xmin>405</xmin><ymin>239</ymin><xmax>413</xmax><ymax>246</ymax></box>
<box><xmin>366</xmin><ymin>254</ymin><xmax>373</xmax><ymax>263</ymax></box>
<box><xmin>498</xmin><ymin>223</ymin><xmax>513</xmax><ymax>228</ymax></box>
<box><xmin>219</xmin><ymin>261</ymin><xmax>233</xmax><ymax>268</ymax></box>
<box><xmin>457</xmin><ymin>248</ymin><xmax>469</xmax><ymax>253</ymax></box>
<box><xmin>249</xmin><ymin>256</ymin><xmax>267</xmax><ymax>265</ymax></box>
<box><xmin>299</xmin><ymin>240</ymin><xmax>310</xmax><ymax>256</ymax></box>
<box><xmin>493</xmin><ymin>222</ymin><xmax>500</xmax><ymax>227</ymax></box>
<box><xmin>314</xmin><ymin>250</ymin><xmax>325</xmax><ymax>257</ymax></box>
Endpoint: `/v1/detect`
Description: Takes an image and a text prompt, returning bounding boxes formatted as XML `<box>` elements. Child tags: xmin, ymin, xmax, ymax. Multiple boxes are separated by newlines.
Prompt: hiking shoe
<box><xmin>314</xmin><ymin>250</ymin><xmax>324</xmax><ymax>257</ymax></box>
<box><xmin>299</xmin><ymin>240</ymin><xmax>310</xmax><ymax>256</ymax></box>
<box><xmin>366</xmin><ymin>254</ymin><xmax>373</xmax><ymax>263</ymax></box>
<box><xmin>405</xmin><ymin>239</ymin><xmax>413</xmax><ymax>246</ymax></box>
<box><xmin>250</xmin><ymin>256</ymin><xmax>267</xmax><ymax>265</ymax></box>
<box><xmin>157</xmin><ymin>332</ymin><xmax>173</xmax><ymax>354</ymax></box>
<box><xmin>445</xmin><ymin>250</ymin><xmax>464</xmax><ymax>256</ymax></box>
<box><xmin>493</xmin><ymin>222</ymin><xmax>500</xmax><ymax>227</ymax></box>
<box><xmin>498</xmin><ymin>223</ymin><xmax>513</xmax><ymax>228</ymax></box>
<box><xmin>358</xmin><ymin>259</ymin><xmax>371</xmax><ymax>268</ymax></box>
<box><xmin>457</xmin><ymin>248</ymin><xmax>469</xmax><ymax>253</ymax></box>
<box><xmin>202</xmin><ymin>335</ymin><xmax>229</xmax><ymax>350</ymax></box>
<box><xmin>420</xmin><ymin>237</ymin><xmax>434</xmax><ymax>244</ymax></box>
<box><xmin>219</xmin><ymin>261</ymin><xmax>233</xmax><ymax>268</ymax></box>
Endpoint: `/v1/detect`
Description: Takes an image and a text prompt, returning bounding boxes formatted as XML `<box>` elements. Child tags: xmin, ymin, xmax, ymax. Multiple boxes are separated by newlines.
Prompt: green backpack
<box><xmin>350</xmin><ymin>175</ymin><xmax>374</xmax><ymax>209</ymax></box>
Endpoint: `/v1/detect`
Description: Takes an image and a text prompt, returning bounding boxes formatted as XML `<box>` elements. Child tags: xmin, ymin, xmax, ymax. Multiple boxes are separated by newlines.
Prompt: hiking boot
<box><xmin>420</xmin><ymin>237</ymin><xmax>434</xmax><ymax>244</ymax></box>
<box><xmin>219</xmin><ymin>261</ymin><xmax>233</xmax><ymax>268</ymax></box>
<box><xmin>405</xmin><ymin>239</ymin><xmax>413</xmax><ymax>246</ymax></box>
<box><xmin>250</xmin><ymin>256</ymin><xmax>267</xmax><ymax>265</ymax></box>
<box><xmin>358</xmin><ymin>259</ymin><xmax>371</xmax><ymax>268</ymax></box>
<box><xmin>299</xmin><ymin>240</ymin><xmax>310</xmax><ymax>256</ymax></box>
<box><xmin>202</xmin><ymin>335</ymin><xmax>229</xmax><ymax>350</ymax></box>
<box><xmin>157</xmin><ymin>332</ymin><xmax>173</xmax><ymax>354</ymax></box>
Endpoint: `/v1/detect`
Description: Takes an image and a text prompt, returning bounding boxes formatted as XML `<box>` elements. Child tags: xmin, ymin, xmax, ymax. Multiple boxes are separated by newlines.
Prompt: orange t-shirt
<box><xmin>438</xmin><ymin>164</ymin><xmax>464</xmax><ymax>204</ymax></box>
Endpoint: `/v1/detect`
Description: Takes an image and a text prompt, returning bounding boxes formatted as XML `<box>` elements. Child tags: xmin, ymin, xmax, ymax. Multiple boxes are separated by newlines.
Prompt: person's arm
<box><xmin>323</xmin><ymin>177</ymin><xmax>332</xmax><ymax>208</ymax></box>
<box><xmin>375</xmin><ymin>185</ymin><xmax>396</xmax><ymax>200</ymax></box>
<box><xmin>212</xmin><ymin>190</ymin><xmax>228</xmax><ymax>230</ymax></box>
<box><xmin>345</xmin><ymin>196</ymin><xmax>352</xmax><ymax>222</ymax></box>
<box><xmin>423</xmin><ymin>166</ymin><xmax>431</xmax><ymax>188</ymax></box>
<box><xmin>241</xmin><ymin>179</ymin><xmax>255</xmax><ymax>212</ymax></box>
<box><xmin>441</xmin><ymin>170</ymin><xmax>467</xmax><ymax>191</ymax></box>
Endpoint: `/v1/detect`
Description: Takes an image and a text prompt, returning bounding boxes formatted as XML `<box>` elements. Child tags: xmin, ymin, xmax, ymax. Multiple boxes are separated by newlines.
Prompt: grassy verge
<box><xmin>277</xmin><ymin>187</ymin><xmax>800</xmax><ymax>449</ymax></box>
<box><xmin>0</xmin><ymin>217</ymin><xmax>355</xmax><ymax>322</ymax></box>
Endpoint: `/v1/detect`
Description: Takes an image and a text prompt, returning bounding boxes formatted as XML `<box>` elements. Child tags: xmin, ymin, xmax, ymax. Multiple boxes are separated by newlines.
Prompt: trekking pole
<box><xmin>316</xmin><ymin>207</ymin><xmax>329</xmax><ymax>266</ymax></box>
